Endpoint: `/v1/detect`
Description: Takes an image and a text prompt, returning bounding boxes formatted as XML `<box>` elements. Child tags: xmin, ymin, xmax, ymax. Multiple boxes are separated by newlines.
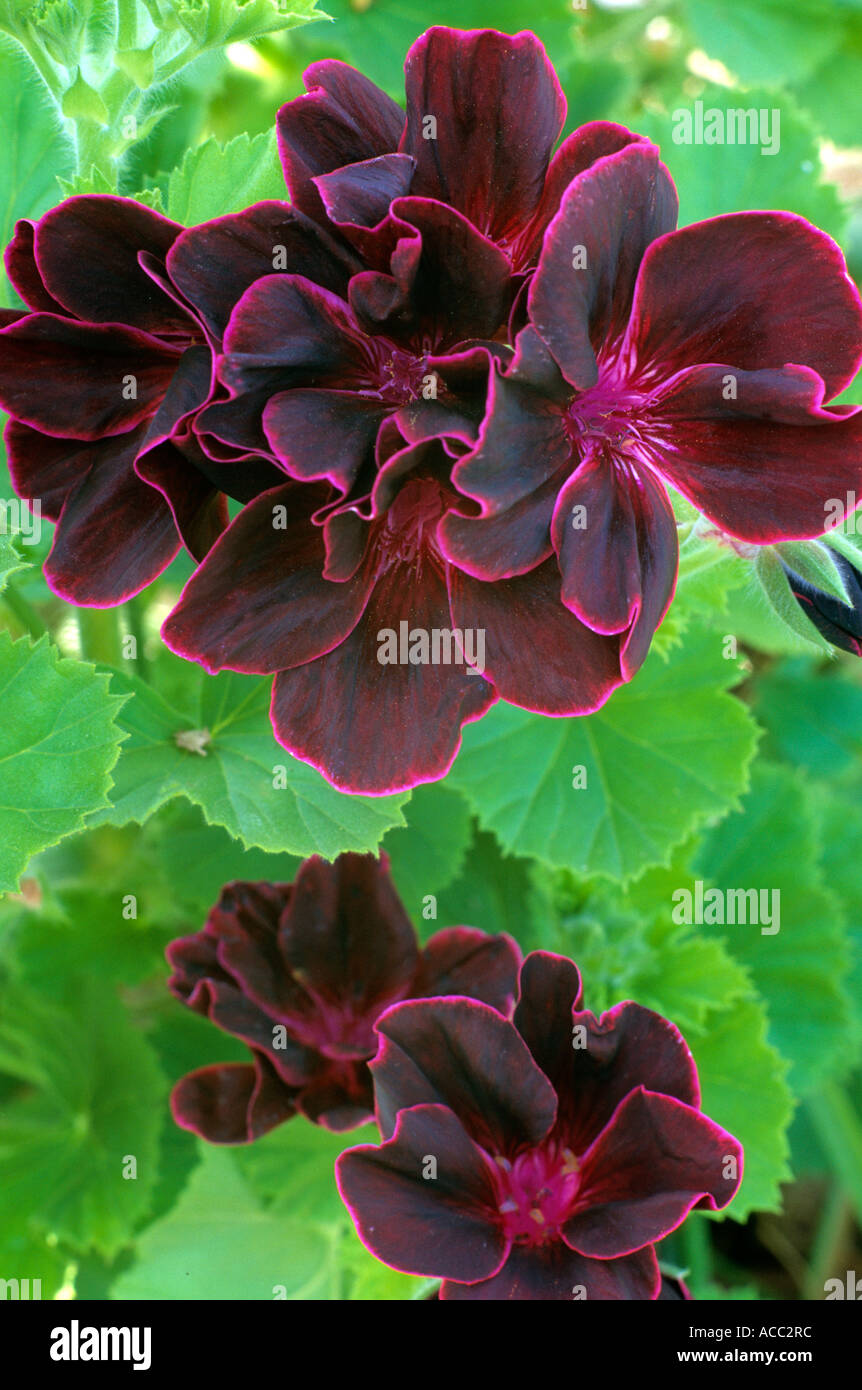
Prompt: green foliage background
<box><xmin>0</xmin><ymin>0</ymin><xmax>861</xmax><ymax>1301</ymax></box>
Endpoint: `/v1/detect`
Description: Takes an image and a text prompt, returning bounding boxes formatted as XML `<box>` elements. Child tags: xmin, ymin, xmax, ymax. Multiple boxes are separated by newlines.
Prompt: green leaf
<box><xmin>167</xmin><ymin>0</ymin><xmax>328</xmax><ymax>49</ymax></box>
<box><xmin>382</xmin><ymin>782</ymin><xmax>472</xmax><ymax>923</ymax></box>
<box><xmin>148</xmin><ymin>801</ymin><xmax>301</xmax><ymax>916</ymax></box>
<box><xmin>0</xmin><ymin>981</ymin><xmax>166</xmax><ymax>1256</ymax></box>
<box><xmin>689</xmin><ymin>998</ymin><xmax>793</xmax><ymax>1222</ymax></box>
<box><xmin>0</xmin><ymin>35</ymin><xmax>75</xmax><ymax>305</ymax></box>
<box><xmin>0</xmin><ymin>532</ymin><xmax>29</xmax><ymax>594</ymax></box>
<box><xmin>694</xmin><ymin>762</ymin><xmax>854</xmax><ymax>1092</ymax></box>
<box><xmin>435</xmin><ymin>824</ymin><xmax>549</xmax><ymax>945</ymax></box>
<box><xmin>637</xmin><ymin>84</ymin><xmax>845</xmax><ymax>239</ymax></box>
<box><xmin>91</xmin><ymin>665</ymin><xmax>409</xmax><ymax>858</ymax></box>
<box><xmin>753</xmin><ymin>660</ymin><xmax>862</xmax><ymax>776</ymax></box>
<box><xmin>164</xmin><ymin>129</ymin><xmax>286</xmax><ymax>223</ymax></box>
<box><xmin>238</xmin><ymin>1115</ymin><xmax>378</xmax><ymax>1225</ymax></box>
<box><xmin>683</xmin><ymin>0</ymin><xmax>842</xmax><ymax>85</ymax></box>
<box><xmin>113</xmin><ymin>1145</ymin><xmax>334</xmax><ymax>1299</ymax></box>
<box><xmin>449</xmin><ymin>627</ymin><xmax>759</xmax><ymax>884</ymax></box>
<box><xmin>0</xmin><ymin>633</ymin><xmax>128</xmax><ymax>893</ymax></box>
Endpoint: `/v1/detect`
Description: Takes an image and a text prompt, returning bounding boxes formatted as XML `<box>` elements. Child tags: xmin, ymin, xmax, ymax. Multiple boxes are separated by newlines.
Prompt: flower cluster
<box><xmin>166</xmin><ymin>851</ymin><xmax>520</xmax><ymax>1139</ymax></box>
<box><xmin>337</xmin><ymin>951</ymin><xmax>743</xmax><ymax>1300</ymax></box>
<box><xmin>165</xmin><ymin>858</ymin><xmax>741</xmax><ymax>1299</ymax></box>
<box><xmin>3</xmin><ymin>27</ymin><xmax>861</xmax><ymax>791</ymax></box>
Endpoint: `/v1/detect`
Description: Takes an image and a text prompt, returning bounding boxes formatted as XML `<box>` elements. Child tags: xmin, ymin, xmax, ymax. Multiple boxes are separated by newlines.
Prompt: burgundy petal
<box><xmin>562</xmin><ymin>1000</ymin><xmax>701</xmax><ymax>1154</ymax></box>
<box><xmin>441</xmin><ymin>1240</ymin><xmax>661</xmax><ymax>1301</ymax></box>
<box><xmin>297</xmin><ymin>1065</ymin><xmax>375</xmax><ymax>1131</ymax></box>
<box><xmin>277</xmin><ymin>60</ymin><xmax>405</xmax><ymax>222</ymax></box>
<box><xmin>170</xmin><ymin>1056</ymin><xmax>297</xmax><ymax>1144</ymax></box>
<box><xmin>626</xmin><ymin>211</ymin><xmax>862</xmax><ymax>400</ymax></box>
<box><xmin>336</xmin><ymin>1103</ymin><xmax>507</xmax><ymax>1281</ymax></box>
<box><xmin>647</xmin><ymin>363</ymin><xmax>862</xmax><ymax>542</ymax></box>
<box><xmin>314</xmin><ymin>153</ymin><xmax>416</xmax><ymax>230</ymax></box>
<box><xmin>4</xmin><ymin>220</ymin><xmax>66</xmax><ymax>312</ymax></box>
<box><xmin>401</xmin><ymin>28</ymin><xmax>564</xmax><ymax>247</ymax></box>
<box><xmin>5</xmin><ymin>419</ymin><xmax>80</xmax><ymax>520</ymax></box>
<box><xmin>263</xmin><ymin>388</ymin><xmax>387</xmax><ymax>494</ymax></box>
<box><xmin>529</xmin><ymin>142</ymin><xmax>678</xmax><ymax>390</ymax></box>
<box><xmin>513</xmin><ymin>122</ymin><xmax>650</xmax><ymax>270</ymax></box>
<box><xmin>276</xmin><ymin>853</ymin><xmax>420</xmax><ymax>1030</ymax></box>
<box><xmin>270</xmin><ymin>531</ymin><xmax>495</xmax><ymax>794</ymax></box>
<box><xmin>563</xmin><ymin>1089</ymin><xmax>743</xmax><ymax>1257</ymax></box>
<box><xmin>42</xmin><ymin>428</ymin><xmax>181</xmax><ymax>605</ymax></box>
<box><xmin>550</xmin><ymin>449</ymin><xmax>678</xmax><ymax>677</ymax></box>
<box><xmin>513</xmin><ymin>951</ymin><xmax>583</xmax><ymax>1080</ymax></box>
<box><xmin>370</xmin><ymin>996</ymin><xmax>557</xmax><ymax>1152</ymax></box>
<box><xmin>448</xmin><ymin>558</ymin><xmax>624</xmax><ymax>716</ymax></box>
<box><xmin>349</xmin><ymin>196</ymin><xmax>513</xmax><ymax>351</ymax></box>
<box><xmin>219</xmin><ymin>274</ymin><xmax>373</xmax><ymax>397</ymax></box>
<box><xmin>34</xmin><ymin>195</ymin><xmax>189</xmax><ymax>334</ymax></box>
<box><xmin>166</xmin><ymin>201</ymin><xmax>360</xmax><ymax>343</ymax></box>
<box><xmin>0</xmin><ymin>314</ymin><xmax>181</xmax><ymax>439</ymax></box>
<box><xmin>414</xmin><ymin>927</ymin><xmax>522</xmax><ymax>1017</ymax></box>
<box><xmin>134</xmin><ymin>439</ymin><xmax>227</xmax><ymax>562</ymax></box>
<box><xmin>162</xmin><ymin>484</ymin><xmax>376</xmax><ymax>675</ymax></box>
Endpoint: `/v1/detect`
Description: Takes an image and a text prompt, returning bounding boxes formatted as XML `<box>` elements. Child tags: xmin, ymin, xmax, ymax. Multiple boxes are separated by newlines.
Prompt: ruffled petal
<box><xmin>414</xmin><ymin>927</ymin><xmax>522</xmax><ymax>1016</ymax></box>
<box><xmin>448</xmin><ymin>557</ymin><xmax>624</xmax><ymax>716</ymax></box>
<box><xmin>626</xmin><ymin>211</ymin><xmax>862</xmax><ymax>399</ymax></box>
<box><xmin>550</xmin><ymin>449</ymin><xmax>678</xmax><ymax>677</ymax></box>
<box><xmin>441</xmin><ymin>1240</ymin><xmax>660</xmax><ymax>1300</ymax></box>
<box><xmin>161</xmin><ymin>484</ymin><xmax>376</xmax><ymax>675</ymax></box>
<box><xmin>563</xmin><ymin>1088</ymin><xmax>743</xmax><ymax>1256</ymax></box>
<box><xmin>647</xmin><ymin>363</ymin><xmax>862</xmax><ymax>542</ymax></box>
<box><xmin>170</xmin><ymin>1056</ymin><xmax>297</xmax><ymax>1144</ymax></box>
<box><xmin>401</xmin><ymin>27</ymin><xmax>564</xmax><ymax>247</ymax></box>
<box><xmin>529</xmin><ymin>142</ymin><xmax>678</xmax><ymax>389</ymax></box>
<box><xmin>370</xmin><ymin>996</ymin><xmax>557</xmax><ymax>1152</ymax></box>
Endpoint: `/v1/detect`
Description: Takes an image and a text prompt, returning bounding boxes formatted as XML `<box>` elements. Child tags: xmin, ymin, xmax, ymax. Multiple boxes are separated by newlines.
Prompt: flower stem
<box><xmin>76</xmin><ymin>608</ymin><xmax>122</xmax><ymax>666</ymax></box>
<box><xmin>681</xmin><ymin>1212</ymin><xmax>712</xmax><ymax>1293</ymax></box>
<box><xmin>2</xmin><ymin>583</ymin><xmax>48</xmax><ymax>639</ymax></box>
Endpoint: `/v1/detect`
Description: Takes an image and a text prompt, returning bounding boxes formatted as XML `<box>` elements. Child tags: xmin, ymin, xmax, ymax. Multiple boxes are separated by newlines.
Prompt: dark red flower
<box><xmin>161</xmin><ymin>183</ymin><xmax>629</xmax><ymax>793</ymax></box>
<box><xmin>276</xmin><ymin>26</ymin><xmax>646</xmax><ymax>275</ymax></box>
<box><xmin>166</xmin><ymin>852</ymin><xmax>521</xmax><ymax>1141</ymax></box>
<box><xmin>0</xmin><ymin>197</ymin><xmax>227</xmax><ymax>605</ymax></box>
<box><xmin>336</xmin><ymin>952</ymin><xmax>742</xmax><ymax>1300</ymax></box>
<box><xmin>440</xmin><ymin>142</ymin><xmax>862</xmax><ymax>679</ymax></box>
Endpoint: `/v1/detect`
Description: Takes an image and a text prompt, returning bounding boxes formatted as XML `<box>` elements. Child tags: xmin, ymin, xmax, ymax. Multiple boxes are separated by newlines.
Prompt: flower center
<box><xmin>359</xmin><ymin>344</ymin><xmax>433</xmax><ymax>407</ymax></box>
<box><xmin>564</xmin><ymin>381</ymin><xmax>648</xmax><ymax>457</ymax></box>
<box><xmin>374</xmin><ymin>478</ymin><xmax>445</xmax><ymax>575</ymax></box>
<box><xmin>490</xmin><ymin>1143</ymin><xmax>582</xmax><ymax>1247</ymax></box>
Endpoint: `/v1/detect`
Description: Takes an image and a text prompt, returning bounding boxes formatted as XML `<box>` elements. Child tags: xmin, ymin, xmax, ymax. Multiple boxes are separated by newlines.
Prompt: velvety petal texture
<box><xmin>166</xmin><ymin>853</ymin><xmax>521</xmax><ymax>1140</ymax></box>
<box><xmin>338</xmin><ymin>949</ymin><xmax>743</xmax><ymax>1299</ymax></box>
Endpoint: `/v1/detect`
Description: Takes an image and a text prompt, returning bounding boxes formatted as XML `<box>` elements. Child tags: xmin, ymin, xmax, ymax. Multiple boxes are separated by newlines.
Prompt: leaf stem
<box><xmin>76</xmin><ymin>608</ymin><xmax>122</xmax><ymax>666</ymax></box>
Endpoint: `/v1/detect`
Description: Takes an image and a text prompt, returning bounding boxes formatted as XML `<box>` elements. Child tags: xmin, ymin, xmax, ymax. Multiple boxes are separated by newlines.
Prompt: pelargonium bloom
<box><xmin>337</xmin><ymin>951</ymin><xmax>742</xmax><ymax>1300</ymax></box>
<box><xmin>276</xmin><ymin>26</ymin><xmax>646</xmax><ymax>274</ymax></box>
<box><xmin>0</xmin><ymin>196</ymin><xmax>226</xmax><ymax>605</ymax></box>
<box><xmin>441</xmin><ymin>141</ymin><xmax>862</xmax><ymax>677</ymax></box>
<box><xmin>166</xmin><ymin>852</ymin><xmax>520</xmax><ymax>1140</ymax></box>
<box><xmin>161</xmin><ymin>33</ymin><xmax>651</xmax><ymax>794</ymax></box>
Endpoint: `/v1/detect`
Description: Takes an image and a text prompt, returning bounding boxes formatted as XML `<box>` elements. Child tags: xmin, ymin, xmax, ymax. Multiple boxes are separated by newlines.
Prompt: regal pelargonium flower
<box><xmin>0</xmin><ymin>196</ymin><xmax>226</xmax><ymax>605</ymax></box>
<box><xmin>337</xmin><ymin>951</ymin><xmax>743</xmax><ymax>1300</ymax></box>
<box><xmin>0</xmin><ymin>193</ymin><xmax>359</xmax><ymax>604</ymax></box>
<box><xmin>276</xmin><ymin>26</ymin><xmax>646</xmax><ymax>274</ymax></box>
<box><xmin>166</xmin><ymin>852</ymin><xmax>520</xmax><ymax>1141</ymax></box>
<box><xmin>161</xmin><ymin>193</ymin><xmax>629</xmax><ymax>793</ymax></box>
<box><xmin>440</xmin><ymin>141</ymin><xmax>862</xmax><ymax>678</ymax></box>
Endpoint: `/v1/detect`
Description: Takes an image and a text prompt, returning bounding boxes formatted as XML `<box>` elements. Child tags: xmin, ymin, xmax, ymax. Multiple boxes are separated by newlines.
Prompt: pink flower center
<box><xmin>490</xmin><ymin>1143</ymin><xmax>582</xmax><ymax>1247</ymax></box>
<box><xmin>564</xmin><ymin>381</ymin><xmax>649</xmax><ymax>456</ymax></box>
<box><xmin>360</xmin><ymin>343</ymin><xmax>433</xmax><ymax>406</ymax></box>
